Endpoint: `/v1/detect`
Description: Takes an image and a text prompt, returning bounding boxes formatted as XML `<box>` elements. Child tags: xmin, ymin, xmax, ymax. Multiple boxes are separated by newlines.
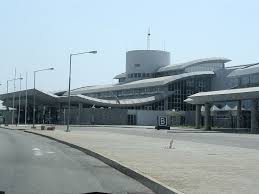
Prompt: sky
<box><xmin>0</xmin><ymin>0</ymin><xmax>259</xmax><ymax>94</ymax></box>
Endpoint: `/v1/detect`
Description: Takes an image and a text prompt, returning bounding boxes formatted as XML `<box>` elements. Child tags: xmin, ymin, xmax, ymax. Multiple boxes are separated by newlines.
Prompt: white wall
<box><xmin>128</xmin><ymin>109</ymin><xmax>169</xmax><ymax>126</ymax></box>
<box><xmin>126</xmin><ymin>50</ymin><xmax>170</xmax><ymax>74</ymax></box>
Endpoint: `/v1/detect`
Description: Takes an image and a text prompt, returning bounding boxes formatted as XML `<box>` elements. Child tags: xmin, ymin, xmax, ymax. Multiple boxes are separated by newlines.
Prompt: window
<box><xmin>134</xmin><ymin>73</ymin><xmax>137</xmax><ymax>78</ymax></box>
<box><xmin>186</xmin><ymin>80</ymin><xmax>194</xmax><ymax>87</ymax></box>
<box><xmin>128</xmin><ymin>115</ymin><xmax>136</xmax><ymax>125</ymax></box>
<box><xmin>250</xmin><ymin>74</ymin><xmax>259</xmax><ymax>84</ymax></box>
<box><xmin>241</xmin><ymin>76</ymin><xmax>249</xmax><ymax>85</ymax></box>
<box><xmin>198</xmin><ymin>80</ymin><xmax>204</xmax><ymax>87</ymax></box>
<box><xmin>138</xmin><ymin>73</ymin><xmax>141</xmax><ymax>77</ymax></box>
<box><xmin>134</xmin><ymin>64</ymin><xmax>141</xmax><ymax>67</ymax></box>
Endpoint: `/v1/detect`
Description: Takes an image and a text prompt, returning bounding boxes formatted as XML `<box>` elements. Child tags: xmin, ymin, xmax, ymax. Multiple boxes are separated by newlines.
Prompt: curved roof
<box><xmin>113</xmin><ymin>72</ymin><xmax>126</xmax><ymax>79</ymax></box>
<box><xmin>0</xmin><ymin>89</ymin><xmax>58</xmax><ymax>107</ymax></box>
<box><xmin>58</xmin><ymin>94</ymin><xmax>164</xmax><ymax>107</ymax></box>
<box><xmin>157</xmin><ymin>57</ymin><xmax>231</xmax><ymax>73</ymax></box>
<box><xmin>227</xmin><ymin>63</ymin><xmax>259</xmax><ymax>77</ymax></box>
<box><xmin>67</xmin><ymin>71</ymin><xmax>215</xmax><ymax>95</ymax></box>
<box><xmin>185</xmin><ymin>86</ymin><xmax>259</xmax><ymax>104</ymax></box>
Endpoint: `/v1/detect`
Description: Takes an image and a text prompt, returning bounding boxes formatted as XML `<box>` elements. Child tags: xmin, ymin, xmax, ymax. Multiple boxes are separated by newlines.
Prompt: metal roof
<box><xmin>0</xmin><ymin>89</ymin><xmax>58</xmax><ymax>107</ymax></box>
<box><xmin>58</xmin><ymin>94</ymin><xmax>162</xmax><ymax>107</ymax></box>
<box><xmin>157</xmin><ymin>57</ymin><xmax>231</xmax><ymax>73</ymax></box>
<box><xmin>185</xmin><ymin>86</ymin><xmax>259</xmax><ymax>104</ymax></box>
<box><xmin>227</xmin><ymin>63</ymin><xmax>259</xmax><ymax>77</ymax></box>
<box><xmin>67</xmin><ymin>71</ymin><xmax>215</xmax><ymax>95</ymax></box>
<box><xmin>113</xmin><ymin>72</ymin><xmax>126</xmax><ymax>79</ymax></box>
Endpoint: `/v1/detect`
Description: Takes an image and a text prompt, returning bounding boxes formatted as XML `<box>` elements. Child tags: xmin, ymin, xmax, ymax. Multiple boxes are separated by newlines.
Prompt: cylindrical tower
<box><xmin>126</xmin><ymin>50</ymin><xmax>170</xmax><ymax>81</ymax></box>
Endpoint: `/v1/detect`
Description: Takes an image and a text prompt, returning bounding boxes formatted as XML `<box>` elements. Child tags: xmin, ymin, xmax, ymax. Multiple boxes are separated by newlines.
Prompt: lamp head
<box><xmin>89</xmin><ymin>51</ymin><xmax>97</xmax><ymax>54</ymax></box>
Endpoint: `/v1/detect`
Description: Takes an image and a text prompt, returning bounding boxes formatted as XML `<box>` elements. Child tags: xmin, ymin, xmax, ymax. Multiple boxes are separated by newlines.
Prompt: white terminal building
<box><xmin>1</xmin><ymin>49</ymin><xmax>259</xmax><ymax>131</ymax></box>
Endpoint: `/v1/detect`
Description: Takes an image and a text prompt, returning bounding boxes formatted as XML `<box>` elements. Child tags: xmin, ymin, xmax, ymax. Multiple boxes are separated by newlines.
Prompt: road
<box><xmin>66</xmin><ymin>126</ymin><xmax>259</xmax><ymax>150</ymax></box>
<box><xmin>0</xmin><ymin>128</ymin><xmax>153</xmax><ymax>194</ymax></box>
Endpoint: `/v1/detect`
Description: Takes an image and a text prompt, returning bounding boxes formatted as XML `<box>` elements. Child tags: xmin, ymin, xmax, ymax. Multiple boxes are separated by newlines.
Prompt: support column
<box><xmin>63</xmin><ymin>108</ymin><xmax>66</xmax><ymax>125</ymax></box>
<box><xmin>164</xmin><ymin>97</ymin><xmax>168</xmax><ymax>110</ymax></box>
<box><xmin>251</xmin><ymin>99</ymin><xmax>258</xmax><ymax>133</ymax></box>
<box><xmin>58</xmin><ymin>103</ymin><xmax>61</xmax><ymax>124</ymax></box>
<box><xmin>204</xmin><ymin>103</ymin><xmax>211</xmax><ymax>130</ymax></box>
<box><xmin>195</xmin><ymin>104</ymin><xmax>201</xmax><ymax>129</ymax></box>
<box><xmin>78</xmin><ymin>103</ymin><xmax>83</xmax><ymax>125</ymax></box>
<box><xmin>237</xmin><ymin>100</ymin><xmax>242</xmax><ymax>129</ymax></box>
<box><xmin>48</xmin><ymin>108</ymin><xmax>51</xmax><ymax>124</ymax></box>
<box><xmin>43</xmin><ymin>106</ymin><xmax>46</xmax><ymax>124</ymax></box>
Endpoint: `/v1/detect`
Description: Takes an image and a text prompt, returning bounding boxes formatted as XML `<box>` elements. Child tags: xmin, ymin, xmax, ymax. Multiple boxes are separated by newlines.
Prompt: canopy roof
<box><xmin>185</xmin><ymin>86</ymin><xmax>259</xmax><ymax>104</ymax></box>
<box><xmin>157</xmin><ymin>57</ymin><xmax>230</xmax><ymax>73</ymax></box>
<box><xmin>227</xmin><ymin>63</ymin><xmax>259</xmax><ymax>77</ymax></box>
<box><xmin>67</xmin><ymin>71</ymin><xmax>215</xmax><ymax>95</ymax></box>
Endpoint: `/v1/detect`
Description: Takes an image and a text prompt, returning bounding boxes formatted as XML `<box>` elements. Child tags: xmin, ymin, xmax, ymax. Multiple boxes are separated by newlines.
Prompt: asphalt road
<box><xmin>67</xmin><ymin>126</ymin><xmax>259</xmax><ymax>150</ymax></box>
<box><xmin>0</xmin><ymin>129</ymin><xmax>154</xmax><ymax>194</ymax></box>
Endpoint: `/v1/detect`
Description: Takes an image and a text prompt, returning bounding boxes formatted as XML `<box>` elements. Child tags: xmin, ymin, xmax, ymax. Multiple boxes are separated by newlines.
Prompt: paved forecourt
<box><xmin>4</xmin><ymin>125</ymin><xmax>259</xmax><ymax>194</ymax></box>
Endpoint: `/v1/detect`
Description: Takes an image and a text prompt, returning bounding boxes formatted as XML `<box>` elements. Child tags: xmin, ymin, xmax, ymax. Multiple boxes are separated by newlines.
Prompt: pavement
<box><xmin>0</xmin><ymin>128</ymin><xmax>154</xmax><ymax>194</ymax></box>
<box><xmin>2</xmin><ymin>124</ymin><xmax>259</xmax><ymax>194</ymax></box>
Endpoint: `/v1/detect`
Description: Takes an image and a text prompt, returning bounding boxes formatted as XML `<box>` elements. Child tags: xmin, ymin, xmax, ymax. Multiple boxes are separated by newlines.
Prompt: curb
<box><xmin>69</xmin><ymin>125</ymin><xmax>155</xmax><ymax>130</ymax></box>
<box><xmin>24</xmin><ymin>130</ymin><xmax>183</xmax><ymax>194</ymax></box>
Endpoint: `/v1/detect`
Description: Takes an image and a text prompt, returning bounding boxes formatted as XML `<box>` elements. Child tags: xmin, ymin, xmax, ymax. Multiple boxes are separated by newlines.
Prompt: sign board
<box><xmin>159</xmin><ymin>116</ymin><xmax>167</xmax><ymax>126</ymax></box>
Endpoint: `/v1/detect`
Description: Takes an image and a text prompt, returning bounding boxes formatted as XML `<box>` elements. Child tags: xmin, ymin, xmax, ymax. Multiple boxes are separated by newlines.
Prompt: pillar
<box><xmin>251</xmin><ymin>99</ymin><xmax>258</xmax><ymax>133</ymax></box>
<box><xmin>43</xmin><ymin>106</ymin><xmax>46</xmax><ymax>124</ymax></box>
<box><xmin>78</xmin><ymin>103</ymin><xmax>83</xmax><ymax>125</ymax></box>
<box><xmin>164</xmin><ymin>97</ymin><xmax>168</xmax><ymax>110</ymax></box>
<box><xmin>63</xmin><ymin>108</ymin><xmax>66</xmax><ymax>125</ymax></box>
<box><xmin>204</xmin><ymin>103</ymin><xmax>211</xmax><ymax>130</ymax></box>
<box><xmin>195</xmin><ymin>104</ymin><xmax>201</xmax><ymax>129</ymax></box>
<box><xmin>236</xmin><ymin>100</ymin><xmax>242</xmax><ymax>128</ymax></box>
<box><xmin>57</xmin><ymin>103</ymin><xmax>61</xmax><ymax>124</ymax></box>
<box><xmin>48</xmin><ymin>108</ymin><xmax>51</xmax><ymax>124</ymax></box>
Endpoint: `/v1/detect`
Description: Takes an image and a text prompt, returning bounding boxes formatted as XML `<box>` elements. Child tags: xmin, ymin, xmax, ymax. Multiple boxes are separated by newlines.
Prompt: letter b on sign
<box><xmin>159</xmin><ymin>116</ymin><xmax>167</xmax><ymax>126</ymax></box>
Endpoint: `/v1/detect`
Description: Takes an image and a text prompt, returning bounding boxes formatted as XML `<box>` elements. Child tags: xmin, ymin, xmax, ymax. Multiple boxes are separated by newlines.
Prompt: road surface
<box><xmin>66</xmin><ymin>126</ymin><xmax>259</xmax><ymax>150</ymax></box>
<box><xmin>0</xmin><ymin>128</ymin><xmax>153</xmax><ymax>194</ymax></box>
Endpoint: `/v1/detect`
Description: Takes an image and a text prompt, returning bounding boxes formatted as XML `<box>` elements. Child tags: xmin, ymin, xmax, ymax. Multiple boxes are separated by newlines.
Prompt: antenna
<box><xmin>147</xmin><ymin>27</ymin><xmax>151</xmax><ymax>50</ymax></box>
<box><xmin>163</xmin><ymin>40</ymin><xmax>166</xmax><ymax>51</ymax></box>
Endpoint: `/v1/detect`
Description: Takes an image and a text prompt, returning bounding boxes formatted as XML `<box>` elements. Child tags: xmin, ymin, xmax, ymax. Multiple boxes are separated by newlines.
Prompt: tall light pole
<box><xmin>32</xmin><ymin>67</ymin><xmax>54</xmax><ymax>129</ymax></box>
<box><xmin>25</xmin><ymin>72</ymin><xmax>28</xmax><ymax>125</ymax></box>
<box><xmin>66</xmin><ymin>50</ymin><xmax>97</xmax><ymax>132</ymax></box>
<box><xmin>12</xmin><ymin>69</ymin><xmax>16</xmax><ymax>125</ymax></box>
<box><xmin>7</xmin><ymin>77</ymin><xmax>23</xmax><ymax>125</ymax></box>
<box><xmin>17</xmin><ymin>74</ymin><xmax>22</xmax><ymax>125</ymax></box>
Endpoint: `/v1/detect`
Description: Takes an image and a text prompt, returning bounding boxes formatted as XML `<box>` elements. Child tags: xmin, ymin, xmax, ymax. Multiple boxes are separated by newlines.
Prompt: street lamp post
<box><xmin>7</xmin><ymin>77</ymin><xmax>23</xmax><ymax>125</ymax></box>
<box><xmin>66</xmin><ymin>50</ymin><xmax>97</xmax><ymax>132</ymax></box>
<box><xmin>25</xmin><ymin>72</ymin><xmax>28</xmax><ymax>125</ymax></box>
<box><xmin>32</xmin><ymin>67</ymin><xmax>54</xmax><ymax>129</ymax></box>
<box><xmin>17</xmin><ymin>74</ymin><xmax>22</xmax><ymax>125</ymax></box>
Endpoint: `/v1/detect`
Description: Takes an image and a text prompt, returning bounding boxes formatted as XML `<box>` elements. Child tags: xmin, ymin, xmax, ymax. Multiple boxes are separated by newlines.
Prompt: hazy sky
<box><xmin>0</xmin><ymin>0</ymin><xmax>259</xmax><ymax>93</ymax></box>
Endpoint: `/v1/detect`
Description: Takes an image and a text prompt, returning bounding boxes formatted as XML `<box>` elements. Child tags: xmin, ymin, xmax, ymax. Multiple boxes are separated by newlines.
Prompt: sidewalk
<box><xmin>3</xmin><ymin>125</ymin><xmax>259</xmax><ymax>194</ymax></box>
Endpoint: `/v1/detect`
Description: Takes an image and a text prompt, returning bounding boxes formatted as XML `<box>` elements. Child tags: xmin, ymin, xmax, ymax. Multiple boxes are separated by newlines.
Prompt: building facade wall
<box><xmin>128</xmin><ymin>109</ymin><xmax>169</xmax><ymax>126</ymax></box>
<box><xmin>57</xmin><ymin>108</ymin><xmax>128</xmax><ymax>125</ymax></box>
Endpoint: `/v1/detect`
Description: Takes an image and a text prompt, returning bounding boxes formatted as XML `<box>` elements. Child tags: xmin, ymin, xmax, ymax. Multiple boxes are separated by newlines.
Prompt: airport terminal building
<box><xmin>1</xmin><ymin>49</ymin><xmax>259</xmax><ymax>128</ymax></box>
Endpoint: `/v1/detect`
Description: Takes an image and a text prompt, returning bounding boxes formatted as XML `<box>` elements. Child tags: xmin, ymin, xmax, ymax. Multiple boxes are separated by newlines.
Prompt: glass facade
<box><xmin>84</xmin><ymin>76</ymin><xmax>211</xmax><ymax>111</ymax></box>
<box><xmin>239</xmin><ymin>74</ymin><xmax>259</xmax><ymax>87</ymax></box>
<box><xmin>86</xmin><ymin>86</ymin><xmax>164</xmax><ymax>98</ymax></box>
<box><xmin>167</xmin><ymin>77</ymin><xmax>211</xmax><ymax>111</ymax></box>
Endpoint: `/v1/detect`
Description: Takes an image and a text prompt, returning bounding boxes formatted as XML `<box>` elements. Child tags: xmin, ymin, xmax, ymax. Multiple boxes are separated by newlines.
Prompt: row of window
<box><xmin>127</xmin><ymin>73</ymin><xmax>153</xmax><ymax>78</ymax></box>
<box><xmin>185</xmin><ymin>63</ymin><xmax>224</xmax><ymax>73</ymax></box>
<box><xmin>87</xmin><ymin>86</ymin><xmax>164</xmax><ymax>98</ymax></box>
<box><xmin>240</xmin><ymin>74</ymin><xmax>259</xmax><ymax>86</ymax></box>
<box><xmin>168</xmin><ymin>78</ymin><xmax>209</xmax><ymax>92</ymax></box>
<box><xmin>121</xmin><ymin>100</ymin><xmax>165</xmax><ymax>111</ymax></box>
